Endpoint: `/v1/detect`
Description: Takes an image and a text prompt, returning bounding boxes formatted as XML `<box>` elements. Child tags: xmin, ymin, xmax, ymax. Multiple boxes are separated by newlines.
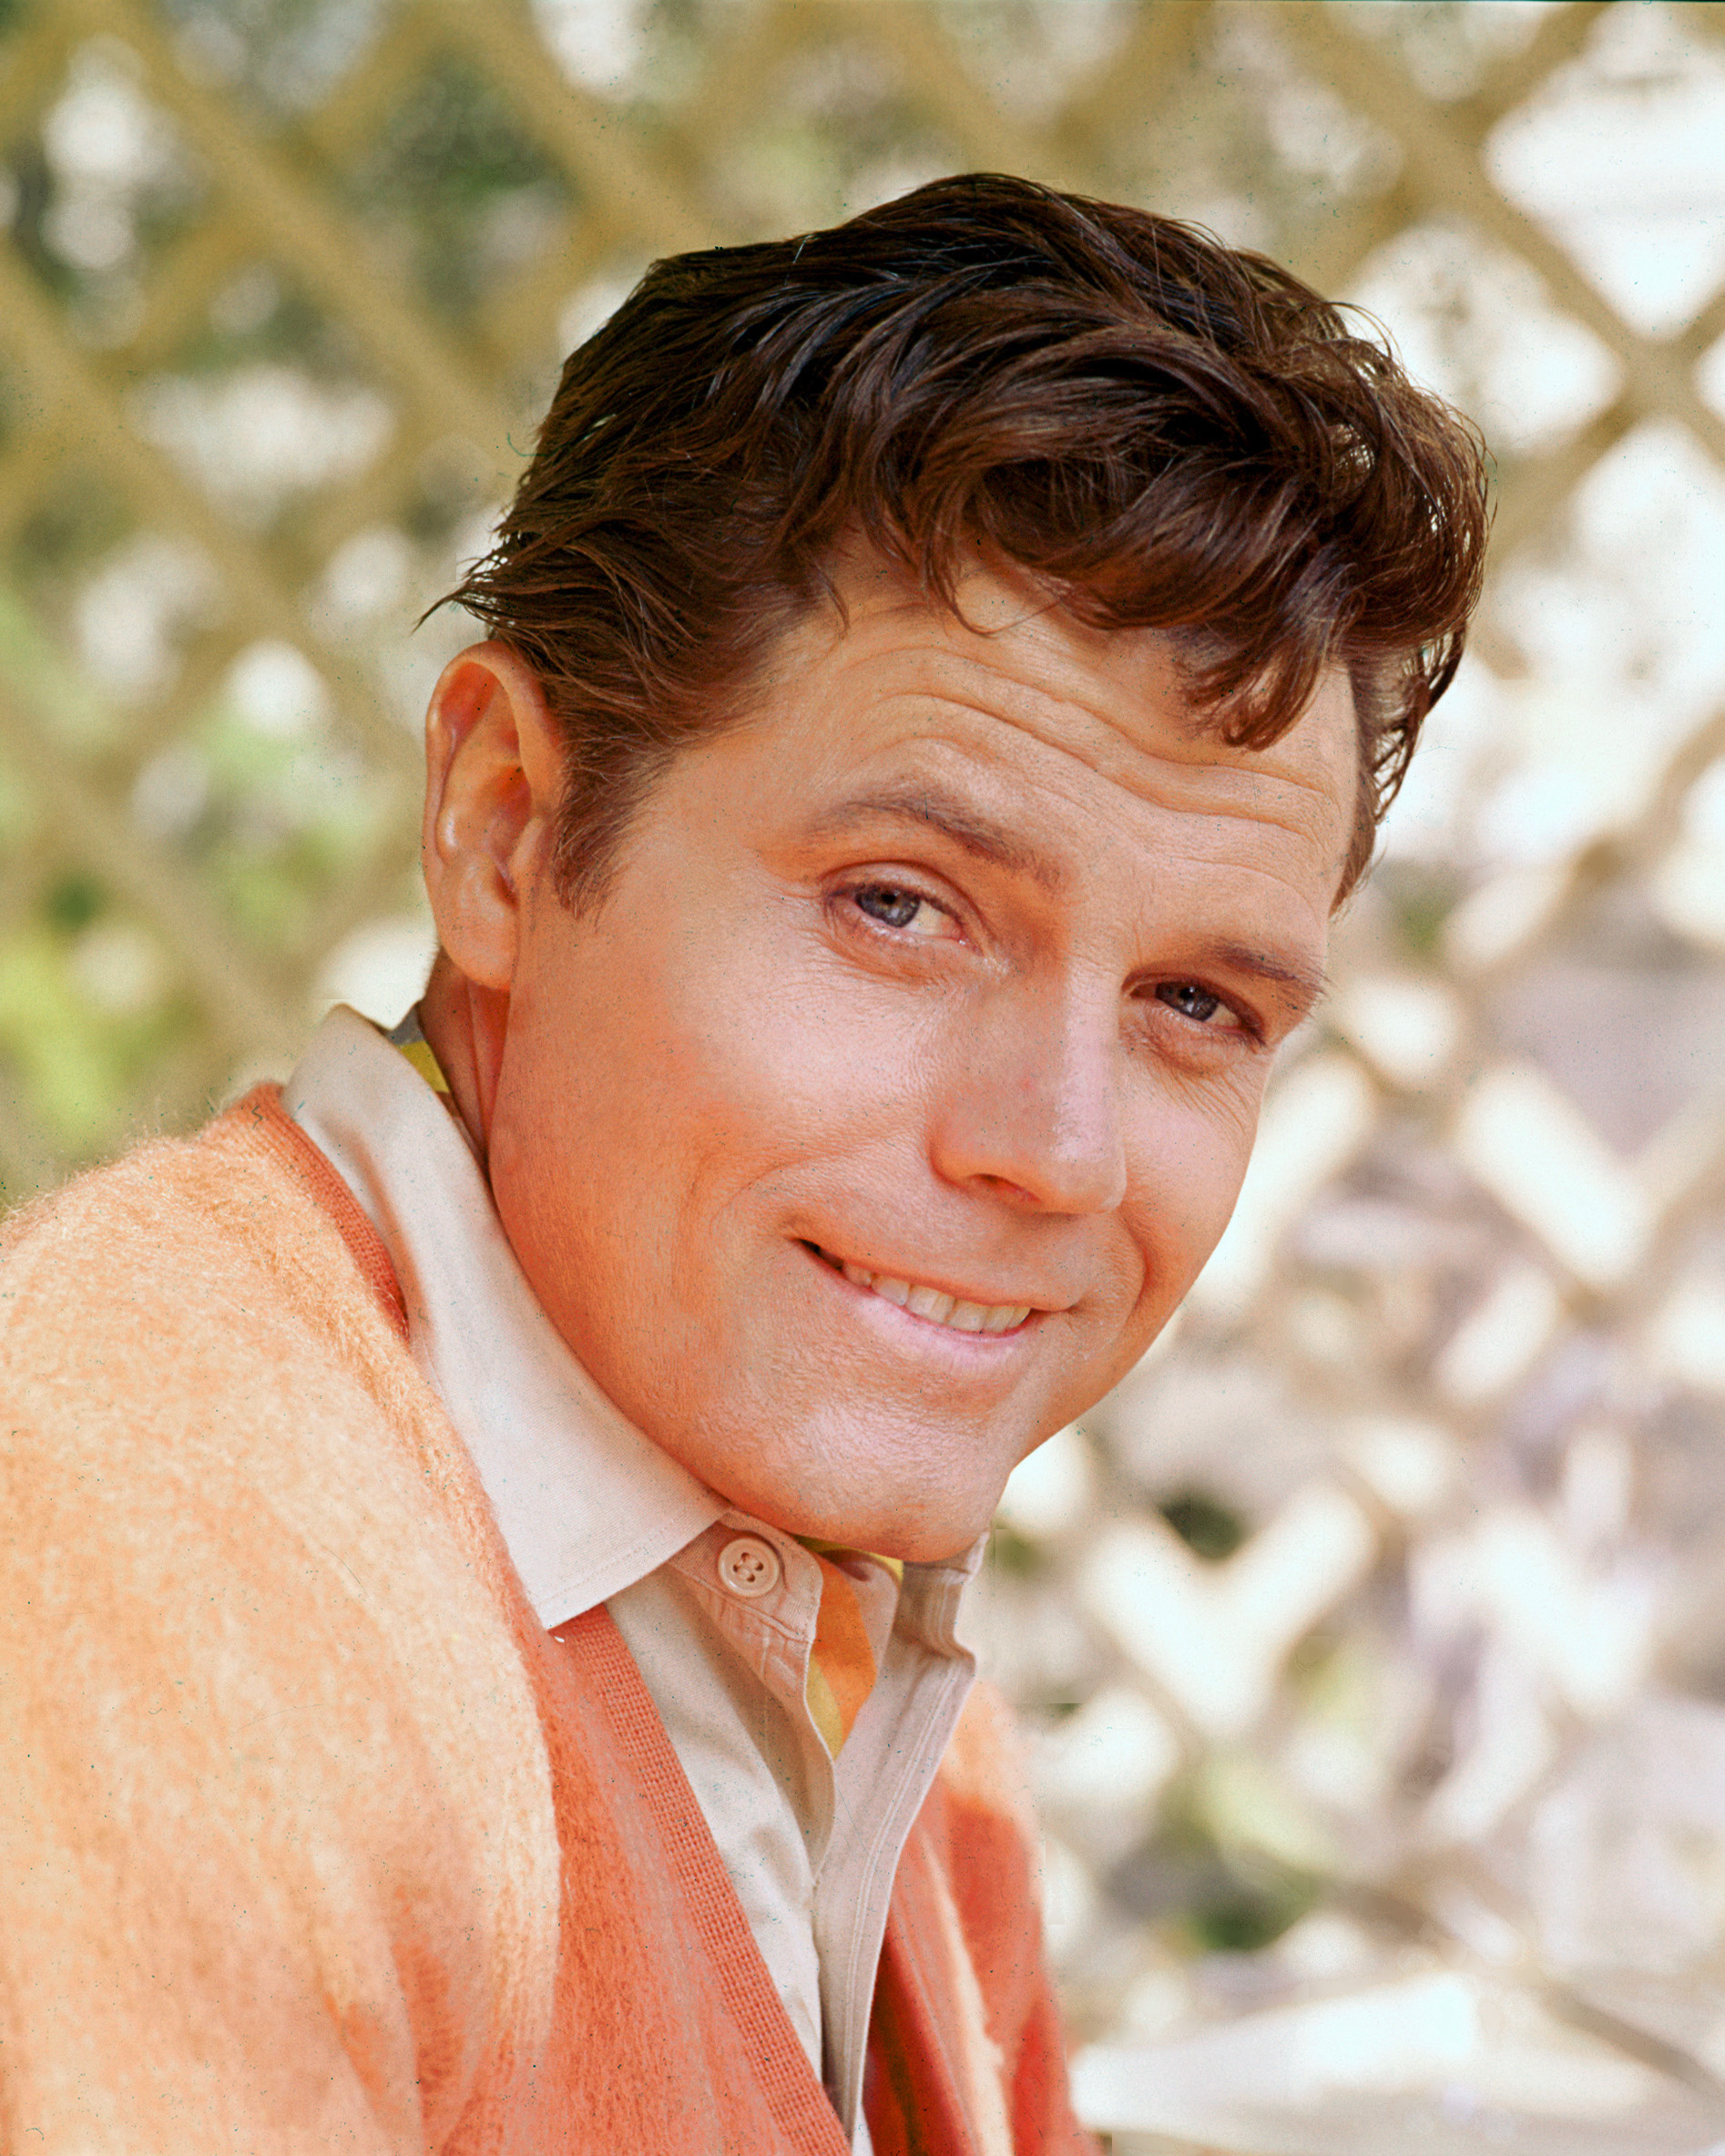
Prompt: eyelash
<box><xmin>839</xmin><ymin>879</ymin><xmax>961</xmax><ymax>942</ymax></box>
<box><xmin>1150</xmin><ymin>981</ymin><xmax>1246</xmax><ymax>1033</ymax></box>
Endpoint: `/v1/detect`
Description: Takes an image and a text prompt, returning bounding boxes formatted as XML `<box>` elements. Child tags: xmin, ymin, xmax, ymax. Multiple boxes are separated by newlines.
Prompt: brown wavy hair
<box><xmin>445</xmin><ymin>173</ymin><xmax>1489</xmax><ymax>904</ymax></box>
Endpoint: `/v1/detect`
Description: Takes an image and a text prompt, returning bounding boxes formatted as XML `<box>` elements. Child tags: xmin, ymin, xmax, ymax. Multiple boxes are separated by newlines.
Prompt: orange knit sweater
<box><xmin>0</xmin><ymin>1089</ymin><xmax>1096</xmax><ymax>2155</ymax></box>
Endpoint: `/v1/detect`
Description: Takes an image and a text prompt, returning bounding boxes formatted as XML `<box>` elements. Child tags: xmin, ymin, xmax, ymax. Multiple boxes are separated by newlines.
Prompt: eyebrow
<box><xmin>803</xmin><ymin>784</ymin><xmax>1067</xmax><ymax>894</ymax></box>
<box><xmin>1202</xmin><ymin>940</ymin><xmax>1330</xmax><ymax>1017</ymax></box>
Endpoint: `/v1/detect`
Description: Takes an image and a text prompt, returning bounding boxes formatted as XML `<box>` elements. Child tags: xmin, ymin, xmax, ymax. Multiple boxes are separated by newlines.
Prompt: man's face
<box><xmin>480</xmin><ymin>561</ymin><xmax>1356</xmax><ymax>1560</ymax></box>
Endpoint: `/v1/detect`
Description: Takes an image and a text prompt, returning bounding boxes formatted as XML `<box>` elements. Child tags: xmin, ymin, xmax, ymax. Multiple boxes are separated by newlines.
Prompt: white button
<box><xmin>718</xmin><ymin>1535</ymin><xmax>781</xmax><ymax>1599</ymax></box>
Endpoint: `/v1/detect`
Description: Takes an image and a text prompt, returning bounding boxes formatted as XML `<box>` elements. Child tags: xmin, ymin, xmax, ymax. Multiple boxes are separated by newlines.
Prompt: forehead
<box><xmin>748</xmin><ymin>557</ymin><xmax>1358</xmax><ymax>903</ymax></box>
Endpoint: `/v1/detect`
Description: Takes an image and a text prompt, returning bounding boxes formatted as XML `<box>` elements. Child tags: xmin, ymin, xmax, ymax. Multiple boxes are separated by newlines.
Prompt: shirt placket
<box><xmin>669</xmin><ymin>1522</ymin><xmax>842</xmax><ymax>1865</ymax></box>
<box><xmin>816</xmin><ymin>1554</ymin><xmax>980</xmax><ymax>2140</ymax></box>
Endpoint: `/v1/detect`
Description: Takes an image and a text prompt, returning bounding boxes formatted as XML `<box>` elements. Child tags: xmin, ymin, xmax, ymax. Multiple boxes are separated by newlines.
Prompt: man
<box><xmin>0</xmin><ymin>176</ymin><xmax>1485</xmax><ymax>2151</ymax></box>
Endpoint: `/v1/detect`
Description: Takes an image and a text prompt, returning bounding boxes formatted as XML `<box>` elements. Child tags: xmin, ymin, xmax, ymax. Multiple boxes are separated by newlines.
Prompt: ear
<box><xmin>422</xmin><ymin>642</ymin><xmax>563</xmax><ymax>993</ymax></box>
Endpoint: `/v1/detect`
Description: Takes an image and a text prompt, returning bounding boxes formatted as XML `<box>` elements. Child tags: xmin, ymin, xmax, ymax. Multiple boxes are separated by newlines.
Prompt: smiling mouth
<box><xmin>807</xmin><ymin>1243</ymin><xmax>1033</xmax><ymax>1335</ymax></box>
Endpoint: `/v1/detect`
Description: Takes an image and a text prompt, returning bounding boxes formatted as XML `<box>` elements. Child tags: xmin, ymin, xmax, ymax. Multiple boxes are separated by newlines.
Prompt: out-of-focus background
<box><xmin>1</xmin><ymin>1</ymin><xmax>1722</xmax><ymax>2148</ymax></box>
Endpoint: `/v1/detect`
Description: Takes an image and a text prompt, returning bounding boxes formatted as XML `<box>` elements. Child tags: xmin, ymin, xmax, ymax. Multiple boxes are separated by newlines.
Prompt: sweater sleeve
<box><xmin>0</xmin><ymin>1137</ymin><xmax>558</xmax><ymax>2152</ymax></box>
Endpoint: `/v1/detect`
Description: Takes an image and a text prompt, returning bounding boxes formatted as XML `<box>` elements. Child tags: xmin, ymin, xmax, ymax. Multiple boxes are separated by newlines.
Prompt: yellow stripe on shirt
<box><xmin>395</xmin><ymin>1035</ymin><xmax>452</xmax><ymax>1096</ymax></box>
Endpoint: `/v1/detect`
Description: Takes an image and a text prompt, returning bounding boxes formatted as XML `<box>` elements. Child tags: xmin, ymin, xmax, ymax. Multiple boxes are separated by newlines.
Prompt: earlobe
<box><xmin>421</xmin><ymin>642</ymin><xmax>561</xmax><ymax>995</ymax></box>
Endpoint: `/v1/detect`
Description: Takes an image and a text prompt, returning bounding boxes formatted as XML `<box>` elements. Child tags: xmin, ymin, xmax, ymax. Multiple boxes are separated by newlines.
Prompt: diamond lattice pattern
<box><xmin>3</xmin><ymin>5</ymin><xmax>1724</xmax><ymax>2151</ymax></box>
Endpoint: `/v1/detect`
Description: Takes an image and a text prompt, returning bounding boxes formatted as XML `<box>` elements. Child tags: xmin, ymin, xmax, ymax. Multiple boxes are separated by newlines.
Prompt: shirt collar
<box><xmin>281</xmin><ymin>1003</ymin><xmax>727</xmax><ymax>1628</ymax></box>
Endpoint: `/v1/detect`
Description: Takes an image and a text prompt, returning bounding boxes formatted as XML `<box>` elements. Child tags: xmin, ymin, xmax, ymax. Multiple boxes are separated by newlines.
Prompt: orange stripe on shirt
<box><xmin>805</xmin><ymin>1552</ymin><xmax>880</xmax><ymax>1756</ymax></box>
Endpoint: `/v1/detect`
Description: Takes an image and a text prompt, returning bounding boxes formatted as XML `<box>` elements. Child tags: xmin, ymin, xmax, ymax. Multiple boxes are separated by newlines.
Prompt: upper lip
<box><xmin>806</xmin><ymin>1241</ymin><xmax>1055</xmax><ymax>1313</ymax></box>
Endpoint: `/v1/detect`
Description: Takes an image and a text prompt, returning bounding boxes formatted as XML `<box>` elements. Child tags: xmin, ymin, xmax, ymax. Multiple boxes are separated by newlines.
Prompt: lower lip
<box><xmin>801</xmin><ymin>1242</ymin><xmax>1039</xmax><ymax>1361</ymax></box>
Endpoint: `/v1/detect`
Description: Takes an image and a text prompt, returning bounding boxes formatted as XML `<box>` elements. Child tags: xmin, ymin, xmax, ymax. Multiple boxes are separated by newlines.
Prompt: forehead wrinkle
<box><xmin>841</xmin><ymin>653</ymin><xmax>1348</xmax><ymax>831</ymax></box>
<box><xmin>1156</xmin><ymin>792</ymin><xmax>1346</xmax><ymax>855</ymax></box>
<box><xmin>834</xmin><ymin>637</ymin><xmax>1183</xmax><ymax>765</ymax></box>
<box><xmin>848</xmin><ymin>679</ymin><xmax>1326</xmax><ymax>817</ymax></box>
<box><xmin>816</xmin><ymin>564</ymin><xmax>1356</xmax><ymax>788</ymax></box>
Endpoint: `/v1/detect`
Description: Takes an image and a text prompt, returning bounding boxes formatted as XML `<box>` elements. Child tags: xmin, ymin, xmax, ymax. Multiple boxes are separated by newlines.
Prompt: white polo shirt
<box><xmin>282</xmin><ymin>1005</ymin><xmax>980</xmax><ymax>2150</ymax></box>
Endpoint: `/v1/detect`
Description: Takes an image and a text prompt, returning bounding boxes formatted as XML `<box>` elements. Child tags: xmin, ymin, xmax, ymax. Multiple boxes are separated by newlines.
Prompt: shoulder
<box><xmin>0</xmin><ymin>1091</ymin><xmax>428</xmax><ymax>1547</ymax></box>
<box><xmin>0</xmin><ymin>1085</ymin><xmax>536</xmax><ymax>1745</ymax></box>
<box><xmin>1</xmin><ymin>1087</ymin><xmax>403</xmax><ymax>1374</ymax></box>
<box><xmin>0</xmin><ymin>1098</ymin><xmax>560</xmax><ymax>2129</ymax></box>
<box><xmin>0</xmin><ymin>1086</ymin><xmax>529</xmax><ymax>1701</ymax></box>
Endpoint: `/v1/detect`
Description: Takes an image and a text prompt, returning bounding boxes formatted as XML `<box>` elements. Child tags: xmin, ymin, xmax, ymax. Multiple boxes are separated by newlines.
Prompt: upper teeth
<box><xmin>837</xmin><ymin>1258</ymin><xmax>1030</xmax><ymax>1334</ymax></box>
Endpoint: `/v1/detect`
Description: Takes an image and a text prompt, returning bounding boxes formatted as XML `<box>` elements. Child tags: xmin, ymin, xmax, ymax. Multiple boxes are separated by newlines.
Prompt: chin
<box><xmin>651</xmin><ymin>1374</ymin><xmax>1023</xmax><ymax>1563</ymax></box>
<box><xmin>879</xmin><ymin>1519</ymin><xmax>991</xmax><ymax>1566</ymax></box>
<box><xmin>751</xmin><ymin>1467</ymin><xmax>997</xmax><ymax>1567</ymax></box>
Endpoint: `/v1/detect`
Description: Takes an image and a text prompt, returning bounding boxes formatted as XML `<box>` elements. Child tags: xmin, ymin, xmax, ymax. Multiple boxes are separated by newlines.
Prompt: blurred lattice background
<box><xmin>3</xmin><ymin>3</ymin><xmax>1724</xmax><ymax>2149</ymax></box>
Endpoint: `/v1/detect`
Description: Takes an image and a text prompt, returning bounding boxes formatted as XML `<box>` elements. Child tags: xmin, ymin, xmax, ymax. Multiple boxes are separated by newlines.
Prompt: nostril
<box><xmin>975</xmin><ymin>1172</ymin><xmax>1039</xmax><ymax>1204</ymax></box>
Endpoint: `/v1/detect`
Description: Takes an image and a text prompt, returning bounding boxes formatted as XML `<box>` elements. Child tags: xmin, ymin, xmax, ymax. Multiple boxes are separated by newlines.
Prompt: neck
<box><xmin>419</xmin><ymin>952</ymin><xmax>509</xmax><ymax>1162</ymax></box>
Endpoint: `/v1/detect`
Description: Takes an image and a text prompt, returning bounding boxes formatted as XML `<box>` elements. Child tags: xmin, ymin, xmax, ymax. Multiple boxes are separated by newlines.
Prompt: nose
<box><xmin>928</xmin><ymin>984</ymin><xmax>1128</xmax><ymax>1216</ymax></box>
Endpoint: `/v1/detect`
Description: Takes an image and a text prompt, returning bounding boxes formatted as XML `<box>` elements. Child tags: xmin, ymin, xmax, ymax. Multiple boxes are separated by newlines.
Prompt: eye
<box><xmin>849</xmin><ymin>883</ymin><xmax>956</xmax><ymax>941</ymax></box>
<box><xmin>1155</xmin><ymin>980</ymin><xmax>1237</xmax><ymax>1027</ymax></box>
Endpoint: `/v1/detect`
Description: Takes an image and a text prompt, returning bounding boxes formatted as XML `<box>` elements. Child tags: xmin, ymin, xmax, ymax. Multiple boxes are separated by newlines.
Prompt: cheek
<box><xmin>651</xmin><ymin>911</ymin><xmax>942</xmax><ymax>1180</ymax></box>
<box><xmin>1123</xmin><ymin>1080</ymin><xmax>1265</xmax><ymax>1293</ymax></box>
<box><xmin>533</xmin><ymin>927</ymin><xmax>917</xmax><ymax>1261</ymax></box>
